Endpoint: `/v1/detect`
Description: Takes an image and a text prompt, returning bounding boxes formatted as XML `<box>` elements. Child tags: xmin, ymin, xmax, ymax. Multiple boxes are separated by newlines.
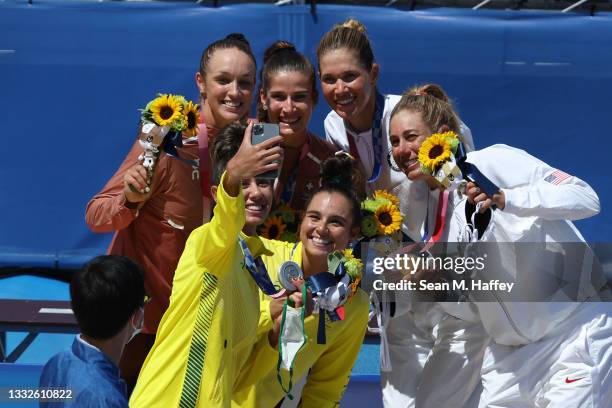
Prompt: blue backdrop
<box><xmin>1</xmin><ymin>1</ymin><xmax>610</xmax><ymax>269</ymax></box>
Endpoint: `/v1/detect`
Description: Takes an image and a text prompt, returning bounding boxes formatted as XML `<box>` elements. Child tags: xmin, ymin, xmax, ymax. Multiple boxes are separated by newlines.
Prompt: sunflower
<box><xmin>373</xmin><ymin>190</ymin><xmax>400</xmax><ymax>207</ymax></box>
<box><xmin>418</xmin><ymin>133</ymin><xmax>452</xmax><ymax>173</ymax></box>
<box><xmin>182</xmin><ymin>101</ymin><xmax>200</xmax><ymax>137</ymax></box>
<box><xmin>374</xmin><ymin>203</ymin><xmax>403</xmax><ymax>235</ymax></box>
<box><xmin>149</xmin><ymin>94</ymin><xmax>184</xmax><ymax>128</ymax></box>
<box><xmin>341</xmin><ymin>248</ymin><xmax>364</xmax><ymax>281</ymax></box>
<box><xmin>259</xmin><ymin>216</ymin><xmax>286</xmax><ymax>240</ymax></box>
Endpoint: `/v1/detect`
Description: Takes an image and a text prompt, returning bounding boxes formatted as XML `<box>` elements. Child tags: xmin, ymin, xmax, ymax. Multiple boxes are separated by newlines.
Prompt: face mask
<box><xmin>128</xmin><ymin>307</ymin><xmax>144</xmax><ymax>343</ymax></box>
<box><xmin>277</xmin><ymin>285</ymin><xmax>308</xmax><ymax>399</ymax></box>
<box><xmin>279</xmin><ymin>305</ymin><xmax>306</xmax><ymax>370</ymax></box>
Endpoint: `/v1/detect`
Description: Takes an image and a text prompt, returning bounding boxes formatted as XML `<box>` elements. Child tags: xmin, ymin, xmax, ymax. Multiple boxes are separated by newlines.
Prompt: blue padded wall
<box><xmin>1</xmin><ymin>2</ymin><xmax>610</xmax><ymax>268</ymax></box>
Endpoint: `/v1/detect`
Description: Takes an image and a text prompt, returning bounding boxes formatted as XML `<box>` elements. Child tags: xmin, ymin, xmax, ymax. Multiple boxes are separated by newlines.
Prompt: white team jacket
<box><xmin>447</xmin><ymin>144</ymin><xmax>605</xmax><ymax>346</ymax></box>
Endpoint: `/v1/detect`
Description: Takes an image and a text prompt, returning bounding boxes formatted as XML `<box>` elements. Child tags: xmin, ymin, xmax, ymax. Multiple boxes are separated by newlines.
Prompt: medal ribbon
<box><xmin>421</xmin><ymin>190</ymin><xmax>450</xmax><ymax>252</ymax></box>
<box><xmin>456</xmin><ymin>142</ymin><xmax>500</xmax><ymax>197</ymax></box>
<box><xmin>345</xmin><ymin>92</ymin><xmax>385</xmax><ymax>184</ymax></box>
<box><xmin>277</xmin><ymin>137</ymin><xmax>311</xmax><ymax>205</ymax></box>
<box><xmin>238</xmin><ymin>237</ymin><xmax>286</xmax><ymax>299</ymax></box>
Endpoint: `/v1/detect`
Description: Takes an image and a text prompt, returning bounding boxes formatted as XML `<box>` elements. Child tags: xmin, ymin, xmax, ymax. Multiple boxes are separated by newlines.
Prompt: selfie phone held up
<box><xmin>251</xmin><ymin>123</ymin><xmax>282</xmax><ymax>180</ymax></box>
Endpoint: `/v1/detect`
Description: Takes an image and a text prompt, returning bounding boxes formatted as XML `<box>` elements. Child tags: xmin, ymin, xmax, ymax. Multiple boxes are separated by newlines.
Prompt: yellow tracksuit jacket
<box><xmin>233</xmin><ymin>241</ymin><xmax>370</xmax><ymax>408</ymax></box>
<box><xmin>130</xmin><ymin>172</ymin><xmax>265</xmax><ymax>408</ymax></box>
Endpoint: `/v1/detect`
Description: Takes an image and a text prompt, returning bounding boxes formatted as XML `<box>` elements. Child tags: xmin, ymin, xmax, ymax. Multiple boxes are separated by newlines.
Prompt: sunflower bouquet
<box><xmin>134</xmin><ymin>93</ymin><xmax>200</xmax><ymax>193</ymax></box>
<box><xmin>258</xmin><ymin>202</ymin><xmax>301</xmax><ymax>242</ymax></box>
<box><xmin>360</xmin><ymin>190</ymin><xmax>403</xmax><ymax>239</ymax></box>
<box><xmin>418</xmin><ymin>131</ymin><xmax>463</xmax><ymax>191</ymax></box>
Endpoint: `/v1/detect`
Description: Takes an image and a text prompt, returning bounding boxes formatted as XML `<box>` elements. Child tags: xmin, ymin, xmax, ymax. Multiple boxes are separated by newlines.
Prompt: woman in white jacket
<box><xmin>385</xmin><ymin>85</ymin><xmax>490</xmax><ymax>408</ymax></box>
<box><xmin>390</xmin><ymin>87</ymin><xmax>610</xmax><ymax>407</ymax></box>
<box><xmin>452</xmin><ymin>146</ymin><xmax>610</xmax><ymax>408</ymax></box>
<box><xmin>316</xmin><ymin>21</ymin><xmax>478</xmax><ymax>406</ymax></box>
<box><xmin>316</xmin><ymin>18</ymin><xmax>474</xmax><ymax>239</ymax></box>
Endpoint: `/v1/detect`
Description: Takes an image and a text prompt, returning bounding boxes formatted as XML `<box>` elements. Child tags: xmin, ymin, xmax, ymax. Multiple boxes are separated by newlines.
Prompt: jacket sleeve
<box><xmin>85</xmin><ymin>139</ymin><xmax>147</xmax><ymax>232</ymax></box>
<box><xmin>471</xmin><ymin>145</ymin><xmax>600</xmax><ymax>221</ymax></box>
<box><xmin>186</xmin><ymin>171</ymin><xmax>246</xmax><ymax>269</ymax></box>
<box><xmin>299</xmin><ymin>294</ymin><xmax>369</xmax><ymax>408</ymax></box>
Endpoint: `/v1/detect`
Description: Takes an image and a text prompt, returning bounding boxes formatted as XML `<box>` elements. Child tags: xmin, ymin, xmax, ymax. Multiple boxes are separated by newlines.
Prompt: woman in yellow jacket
<box><xmin>234</xmin><ymin>155</ymin><xmax>370</xmax><ymax>408</ymax></box>
<box><xmin>130</xmin><ymin>122</ymin><xmax>282</xmax><ymax>408</ymax></box>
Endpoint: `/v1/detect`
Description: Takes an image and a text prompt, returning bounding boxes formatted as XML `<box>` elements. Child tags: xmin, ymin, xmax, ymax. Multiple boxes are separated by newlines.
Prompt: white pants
<box><xmin>478</xmin><ymin>302</ymin><xmax>612</xmax><ymax>408</ymax></box>
<box><xmin>382</xmin><ymin>302</ymin><xmax>489</xmax><ymax>408</ymax></box>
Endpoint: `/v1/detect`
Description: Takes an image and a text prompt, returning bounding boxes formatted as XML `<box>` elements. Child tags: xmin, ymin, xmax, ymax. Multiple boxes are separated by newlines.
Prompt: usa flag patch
<box><xmin>544</xmin><ymin>170</ymin><xmax>571</xmax><ymax>185</ymax></box>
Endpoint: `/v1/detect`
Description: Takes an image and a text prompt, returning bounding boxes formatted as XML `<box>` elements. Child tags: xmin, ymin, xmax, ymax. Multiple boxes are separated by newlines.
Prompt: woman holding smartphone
<box><xmin>85</xmin><ymin>33</ymin><xmax>258</xmax><ymax>391</ymax></box>
<box><xmin>233</xmin><ymin>154</ymin><xmax>369</xmax><ymax>407</ymax></box>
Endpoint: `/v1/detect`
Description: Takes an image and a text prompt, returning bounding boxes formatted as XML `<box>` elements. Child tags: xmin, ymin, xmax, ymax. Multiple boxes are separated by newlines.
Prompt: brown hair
<box><xmin>258</xmin><ymin>40</ymin><xmax>318</xmax><ymax>122</ymax></box>
<box><xmin>316</xmin><ymin>18</ymin><xmax>375</xmax><ymax>71</ymax></box>
<box><xmin>198</xmin><ymin>33</ymin><xmax>256</xmax><ymax>78</ymax></box>
<box><xmin>304</xmin><ymin>154</ymin><xmax>362</xmax><ymax>229</ymax></box>
<box><xmin>390</xmin><ymin>84</ymin><xmax>461</xmax><ymax>134</ymax></box>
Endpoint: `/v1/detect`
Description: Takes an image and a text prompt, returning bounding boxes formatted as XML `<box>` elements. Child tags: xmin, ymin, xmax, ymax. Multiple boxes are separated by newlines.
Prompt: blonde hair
<box><xmin>316</xmin><ymin>18</ymin><xmax>375</xmax><ymax>70</ymax></box>
<box><xmin>391</xmin><ymin>84</ymin><xmax>461</xmax><ymax>134</ymax></box>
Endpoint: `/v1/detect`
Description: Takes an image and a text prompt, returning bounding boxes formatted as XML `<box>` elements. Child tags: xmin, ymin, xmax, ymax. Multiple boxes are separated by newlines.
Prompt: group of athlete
<box><xmin>83</xmin><ymin>17</ymin><xmax>610</xmax><ymax>408</ymax></box>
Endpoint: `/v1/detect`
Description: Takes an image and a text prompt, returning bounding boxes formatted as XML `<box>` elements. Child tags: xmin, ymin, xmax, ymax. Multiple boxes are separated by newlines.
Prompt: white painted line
<box><xmin>39</xmin><ymin>308</ymin><xmax>74</xmax><ymax>315</ymax></box>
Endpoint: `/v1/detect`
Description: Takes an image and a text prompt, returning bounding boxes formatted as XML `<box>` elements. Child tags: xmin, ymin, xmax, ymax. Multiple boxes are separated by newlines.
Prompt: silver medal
<box><xmin>278</xmin><ymin>261</ymin><xmax>303</xmax><ymax>291</ymax></box>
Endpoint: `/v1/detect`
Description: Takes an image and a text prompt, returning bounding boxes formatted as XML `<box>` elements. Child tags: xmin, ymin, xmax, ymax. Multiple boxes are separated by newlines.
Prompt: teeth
<box><xmin>336</xmin><ymin>97</ymin><xmax>355</xmax><ymax>106</ymax></box>
<box><xmin>281</xmin><ymin>118</ymin><xmax>299</xmax><ymax>124</ymax></box>
<box><xmin>312</xmin><ymin>237</ymin><xmax>331</xmax><ymax>245</ymax></box>
<box><xmin>246</xmin><ymin>204</ymin><xmax>263</xmax><ymax>211</ymax></box>
<box><xmin>223</xmin><ymin>101</ymin><xmax>241</xmax><ymax>108</ymax></box>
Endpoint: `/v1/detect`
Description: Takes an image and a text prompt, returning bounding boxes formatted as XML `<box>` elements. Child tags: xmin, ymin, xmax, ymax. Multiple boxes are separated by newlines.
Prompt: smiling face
<box><xmin>196</xmin><ymin>48</ymin><xmax>256</xmax><ymax>129</ymax></box>
<box><xmin>318</xmin><ymin>48</ymin><xmax>378</xmax><ymax>132</ymax></box>
<box><xmin>299</xmin><ymin>191</ymin><xmax>356</xmax><ymax>274</ymax></box>
<box><xmin>261</xmin><ymin>70</ymin><xmax>314</xmax><ymax>147</ymax></box>
<box><xmin>242</xmin><ymin>178</ymin><xmax>274</xmax><ymax>233</ymax></box>
<box><xmin>389</xmin><ymin>109</ymin><xmax>440</xmax><ymax>185</ymax></box>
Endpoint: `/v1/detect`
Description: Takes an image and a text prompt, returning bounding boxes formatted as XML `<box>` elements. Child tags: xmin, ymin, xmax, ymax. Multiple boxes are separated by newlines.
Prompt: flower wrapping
<box><xmin>418</xmin><ymin>130</ymin><xmax>466</xmax><ymax>192</ymax></box>
<box><xmin>135</xmin><ymin>94</ymin><xmax>199</xmax><ymax>192</ymax></box>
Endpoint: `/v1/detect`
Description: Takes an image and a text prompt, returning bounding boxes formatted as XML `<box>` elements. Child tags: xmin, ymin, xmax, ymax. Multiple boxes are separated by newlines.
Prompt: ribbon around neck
<box><xmin>238</xmin><ymin>237</ymin><xmax>287</xmax><ymax>299</ymax></box>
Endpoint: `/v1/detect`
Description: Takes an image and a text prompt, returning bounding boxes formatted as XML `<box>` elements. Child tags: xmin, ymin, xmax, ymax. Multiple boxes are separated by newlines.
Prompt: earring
<box><xmin>262</xmin><ymin>105</ymin><xmax>268</xmax><ymax>111</ymax></box>
<box><xmin>387</xmin><ymin>150</ymin><xmax>402</xmax><ymax>173</ymax></box>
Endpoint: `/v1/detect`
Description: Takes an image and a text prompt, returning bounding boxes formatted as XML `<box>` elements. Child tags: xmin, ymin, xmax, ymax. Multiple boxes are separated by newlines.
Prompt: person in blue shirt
<box><xmin>39</xmin><ymin>255</ymin><xmax>146</xmax><ymax>407</ymax></box>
